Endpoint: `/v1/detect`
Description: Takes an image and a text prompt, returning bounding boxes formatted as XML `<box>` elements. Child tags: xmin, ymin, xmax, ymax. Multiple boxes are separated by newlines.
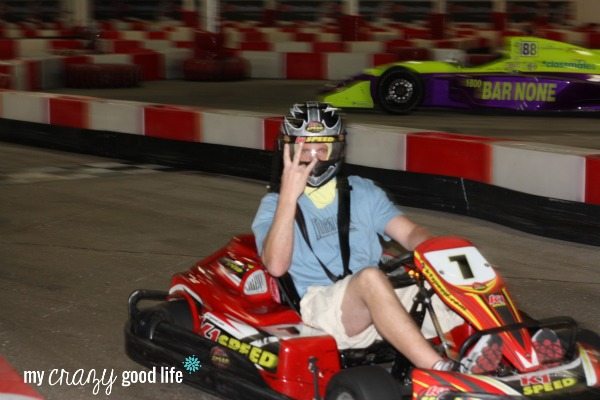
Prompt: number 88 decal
<box><xmin>520</xmin><ymin>41</ymin><xmax>537</xmax><ymax>56</ymax></box>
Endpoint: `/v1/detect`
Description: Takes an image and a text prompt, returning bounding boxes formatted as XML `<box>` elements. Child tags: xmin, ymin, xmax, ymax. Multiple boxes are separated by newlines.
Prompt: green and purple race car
<box><xmin>319</xmin><ymin>36</ymin><xmax>600</xmax><ymax>114</ymax></box>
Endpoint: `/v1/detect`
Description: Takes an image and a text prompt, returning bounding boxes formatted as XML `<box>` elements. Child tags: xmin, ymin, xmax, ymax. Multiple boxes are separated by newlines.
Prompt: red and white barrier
<box><xmin>492</xmin><ymin>142</ymin><xmax>588</xmax><ymax>202</ymax></box>
<box><xmin>202</xmin><ymin>109</ymin><xmax>270</xmax><ymax>148</ymax></box>
<box><xmin>0</xmin><ymin>91</ymin><xmax>50</xmax><ymax>123</ymax></box>
<box><xmin>0</xmin><ymin>89</ymin><xmax>597</xmax><ymax>207</ymax></box>
<box><xmin>90</xmin><ymin>99</ymin><xmax>145</xmax><ymax>134</ymax></box>
<box><xmin>345</xmin><ymin>123</ymin><xmax>409</xmax><ymax>171</ymax></box>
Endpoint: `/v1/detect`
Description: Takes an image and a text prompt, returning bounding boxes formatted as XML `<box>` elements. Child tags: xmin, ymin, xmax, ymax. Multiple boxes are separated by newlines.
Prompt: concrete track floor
<box><xmin>1</xmin><ymin>142</ymin><xmax>598</xmax><ymax>399</ymax></box>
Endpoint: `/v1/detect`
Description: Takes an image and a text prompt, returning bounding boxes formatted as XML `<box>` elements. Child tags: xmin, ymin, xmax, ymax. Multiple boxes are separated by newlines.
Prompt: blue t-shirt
<box><xmin>252</xmin><ymin>176</ymin><xmax>402</xmax><ymax>298</ymax></box>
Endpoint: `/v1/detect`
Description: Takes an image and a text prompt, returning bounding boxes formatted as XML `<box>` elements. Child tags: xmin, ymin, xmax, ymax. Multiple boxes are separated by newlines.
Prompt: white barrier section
<box><xmin>263</xmin><ymin>30</ymin><xmax>294</xmax><ymax>43</ymax></box>
<box><xmin>492</xmin><ymin>142</ymin><xmax>588</xmax><ymax>202</ymax></box>
<box><xmin>1</xmin><ymin>91</ymin><xmax>50</xmax><ymax>123</ymax></box>
<box><xmin>240</xmin><ymin>51</ymin><xmax>284</xmax><ymax>79</ymax></box>
<box><xmin>89</xmin><ymin>99</ymin><xmax>145</xmax><ymax>135</ymax></box>
<box><xmin>91</xmin><ymin>53</ymin><xmax>131</xmax><ymax>64</ymax></box>
<box><xmin>347</xmin><ymin>41</ymin><xmax>385</xmax><ymax>53</ymax></box>
<box><xmin>223</xmin><ymin>29</ymin><xmax>243</xmax><ymax>48</ymax></box>
<box><xmin>315</xmin><ymin>33</ymin><xmax>339</xmax><ymax>42</ymax></box>
<box><xmin>345</xmin><ymin>123</ymin><xmax>408</xmax><ymax>171</ymax></box>
<box><xmin>370</xmin><ymin>31</ymin><xmax>395</xmax><ymax>42</ymax></box>
<box><xmin>17</xmin><ymin>39</ymin><xmax>49</xmax><ymax>57</ymax></box>
<box><xmin>327</xmin><ymin>53</ymin><xmax>369</xmax><ymax>80</ymax></box>
<box><xmin>273</xmin><ymin>42</ymin><xmax>312</xmax><ymax>52</ymax></box>
<box><xmin>202</xmin><ymin>110</ymin><xmax>267</xmax><ymax>149</ymax></box>
<box><xmin>145</xmin><ymin>40</ymin><xmax>173</xmax><ymax>51</ymax></box>
<box><xmin>169</xmin><ymin>27</ymin><xmax>194</xmax><ymax>42</ymax></box>
<box><xmin>122</xmin><ymin>31</ymin><xmax>147</xmax><ymax>41</ymax></box>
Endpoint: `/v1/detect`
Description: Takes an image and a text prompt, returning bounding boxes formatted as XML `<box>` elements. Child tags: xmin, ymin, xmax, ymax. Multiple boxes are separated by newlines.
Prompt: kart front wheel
<box><xmin>376</xmin><ymin>68</ymin><xmax>423</xmax><ymax>114</ymax></box>
<box><xmin>135</xmin><ymin>300</ymin><xmax>193</xmax><ymax>338</ymax></box>
<box><xmin>325</xmin><ymin>366</ymin><xmax>402</xmax><ymax>400</ymax></box>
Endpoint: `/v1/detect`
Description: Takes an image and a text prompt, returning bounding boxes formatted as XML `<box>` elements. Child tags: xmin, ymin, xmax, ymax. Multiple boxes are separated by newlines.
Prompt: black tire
<box><xmin>376</xmin><ymin>68</ymin><xmax>423</xmax><ymax>114</ymax></box>
<box><xmin>136</xmin><ymin>300</ymin><xmax>193</xmax><ymax>338</ymax></box>
<box><xmin>325</xmin><ymin>366</ymin><xmax>403</xmax><ymax>400</ymax></box>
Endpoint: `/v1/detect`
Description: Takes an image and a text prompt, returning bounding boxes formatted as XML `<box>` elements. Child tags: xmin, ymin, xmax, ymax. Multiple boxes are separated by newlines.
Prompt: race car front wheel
<box><xmin>325</xmin><ymin>365</ymin><xmax>403</xmax><ymax>400</ymax></box>
<box><xmin>376</xmin><ymin>68</ymin><xmax>424</xmax><ymax>114</ymax></box>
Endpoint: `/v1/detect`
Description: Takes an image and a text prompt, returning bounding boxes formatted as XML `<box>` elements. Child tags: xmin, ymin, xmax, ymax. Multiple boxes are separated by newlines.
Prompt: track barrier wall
<box><xmin>0</xmin><ymin>89</ymin><xmax>598</xmax><ymax>245</ymax></box>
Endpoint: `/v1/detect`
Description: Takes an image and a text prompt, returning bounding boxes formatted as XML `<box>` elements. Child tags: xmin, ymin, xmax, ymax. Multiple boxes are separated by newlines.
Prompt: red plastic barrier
<box><xmin>585</xmin><ymin>155</ymin><xmax>600</xmax><ymax>205</ymax></box>
<box><xmin>0</xmin><ymin>39</ymin><xmax>17</xmax><ymax>60</ymax></box>
<box><xmin>263</xmin><ymin>116</ymin><xmax>283</xmax><ymax>151</ymax></box>
<box><xmin>384</xmin><ymin>39</ymin><xmax>412</xmax><ymax>52</ymax></box>
<box><xmin>131</xmin><ymin>51</ymin><xmax>164</xmax><ymax>80</ymax></box>
<box><xmin>407</xmin><ymin>132</ymin><xmax>502</xmax><ymax>183</ymax></box>
<box><xmin>295</xmin><ymin>32</ymin><xmax>316</xmax><ymax>42</ymax></box>
<box><xmin>144</xmin><ymin>105</ymin><xmax>201</xmax><ymax>142</ymax></box>
<box><xmin>312</xmin><ymin>42</ymin><xmax>346</xmax><ymax>53</ymax></box>
<box><xmin>113</xmin><ymin>40</ymin><xmax>143</xmax><ymax>53</ymax></box>
<box><xmin>372</xmin><ymin>53</ymin><xmax>399</xmax><ymax>66</ymax></box>
<box><xmin>392</xmin><ymin>47</ymin><xmax>431</xmax><ymax>61</ymax></box>
<box><xmin>285</xmin><ymin>53</ymin><xmax>325</xmax><ymax>79</ymax></box>
<box><xmin>49</xmin><ymin>96</ymin><xmax>89</xmax><ymax>129</ymax></box>
<box><xmin>50</xmin><ymin>39</ymin><xmax>84</xmax><ymax>51</ymax></box>
<box><xmin>240</xmin><ymin>42</ymin><xmax>272</xmax><ymax>51</ymax></box>
<box><xmin>586</xmin><ymin>32</ymin><xmax>600</xmax><ymax>49</ymax></box>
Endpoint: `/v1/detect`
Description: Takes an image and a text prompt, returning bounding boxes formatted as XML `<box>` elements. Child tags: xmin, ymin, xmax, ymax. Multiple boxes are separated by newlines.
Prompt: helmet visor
<box><xmin>289</xmin><ymin>142</ymin><xmax>344</xmax><ymax>164</ymax></box>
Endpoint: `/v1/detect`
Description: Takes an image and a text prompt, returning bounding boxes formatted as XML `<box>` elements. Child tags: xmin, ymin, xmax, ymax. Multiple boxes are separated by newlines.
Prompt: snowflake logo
<box><xmin>183</xmin><ymin>355</ymin><xmax>201</xmax><ymax>373</ymax></box>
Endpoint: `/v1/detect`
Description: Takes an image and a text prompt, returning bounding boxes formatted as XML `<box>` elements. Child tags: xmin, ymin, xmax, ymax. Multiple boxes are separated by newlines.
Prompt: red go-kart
<box><xmin>125</xmin><ymin>235</ymin><xmax>600</xmax><ymax>399</ymax></box>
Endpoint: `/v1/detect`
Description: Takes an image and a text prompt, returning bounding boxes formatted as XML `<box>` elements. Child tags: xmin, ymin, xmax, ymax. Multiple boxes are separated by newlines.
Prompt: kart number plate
<box><xmin>423</xmin><ymin>246</ymin><xmax>496</xmax><ymax>287</ymax></box>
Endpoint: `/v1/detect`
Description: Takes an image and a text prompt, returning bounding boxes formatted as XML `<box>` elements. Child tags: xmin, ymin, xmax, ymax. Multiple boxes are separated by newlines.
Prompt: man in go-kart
<box><xmin>252</xmin><ymin>101</ymin><xmax>464</xmax><ymax>371</ymax></box>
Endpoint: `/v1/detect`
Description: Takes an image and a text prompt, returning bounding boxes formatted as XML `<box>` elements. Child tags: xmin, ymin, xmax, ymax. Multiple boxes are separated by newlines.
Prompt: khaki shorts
<box><xmin>300</xmin><ymin>274</ymin><xmax>464</xmax><ymax>349</ymax></box>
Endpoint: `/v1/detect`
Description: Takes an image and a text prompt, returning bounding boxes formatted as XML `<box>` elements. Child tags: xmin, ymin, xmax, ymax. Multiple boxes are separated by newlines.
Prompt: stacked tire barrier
<box><xmin>64</xmin><ymin>63</ymin><xmax>141</xmax><ymax>88</ymax></box>
<box><xmin>183</xmin><ymin>31</ymin><xmax>249</xmax><ymax>81</ymax></box>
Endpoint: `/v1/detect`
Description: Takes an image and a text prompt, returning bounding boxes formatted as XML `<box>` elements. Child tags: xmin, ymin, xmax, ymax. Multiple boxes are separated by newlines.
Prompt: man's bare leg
<box><xmin>341</xmin><ymin>267</ymin><xmax>442</xmax><ymax>369</ymax></box>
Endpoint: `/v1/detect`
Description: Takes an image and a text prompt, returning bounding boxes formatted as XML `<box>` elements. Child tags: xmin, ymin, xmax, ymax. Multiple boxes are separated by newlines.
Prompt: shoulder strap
<box><xmin>294</xmin><ymin>176</ymin><xmax>353</xmax><ymax>283</ymax></box>
<box><xmin>337</xmin><ymin>175</ymin><xmax>352</xmax><ymax>278</ymax></box>
<box><xmin>295</xmin><ymin>206</ymin><xmax>341</xmax><ymax>282</ymax></box>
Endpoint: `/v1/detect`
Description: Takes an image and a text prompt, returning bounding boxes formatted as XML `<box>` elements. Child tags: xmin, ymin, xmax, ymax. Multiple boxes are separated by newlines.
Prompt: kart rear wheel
<box><xmin>325</xmin><ymin>366</ymin><xmax>403</xmax><ymax>400</ymax></box>
<box><xmin>376</xmin><ymin>68</ymin><xmax>423</xmax><ymax>114</ymax></box>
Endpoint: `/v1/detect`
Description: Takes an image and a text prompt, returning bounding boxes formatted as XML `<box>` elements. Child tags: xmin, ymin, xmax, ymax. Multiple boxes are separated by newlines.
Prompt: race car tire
<box><xmin>136</xmin><ymin>300</ymin><xmax>193</xmax><ymax>338</ymax></box>
<box><xmin>376</xmin><ymin>67</ymin><xmax>424</xmax><ymax>114</ymax></box>
<box><xmin>325</xmin><ymin>365</ymin><xmax>402</xmax><ymax>400</ymax></box>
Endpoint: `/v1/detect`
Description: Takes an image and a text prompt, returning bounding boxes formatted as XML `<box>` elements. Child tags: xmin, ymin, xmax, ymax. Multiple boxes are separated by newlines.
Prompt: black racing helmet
<box><xmin>280</xmin><ymin>101</ymin><xmax>346</xmax><ymax>187</ymax></box>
